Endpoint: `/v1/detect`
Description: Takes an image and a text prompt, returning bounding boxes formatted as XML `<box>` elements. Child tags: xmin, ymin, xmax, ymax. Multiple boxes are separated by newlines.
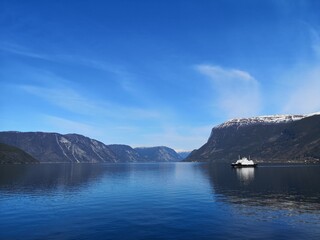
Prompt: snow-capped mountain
<box><xmin>186</xmin><ymin>113</ymin><xmax>320</xmax><ymax>163</ymax></box>
<box><xmin>216</xmin><ymin>112</ymin><xmax>320</xmax><ymax>129</ymax></box>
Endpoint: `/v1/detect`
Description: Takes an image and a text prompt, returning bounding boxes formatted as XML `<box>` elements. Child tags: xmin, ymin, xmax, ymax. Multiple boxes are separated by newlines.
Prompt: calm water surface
<box><xmin>1</xmin><ymin>163</ymin><xmax>320</xmax><ymax>240</ymax></box>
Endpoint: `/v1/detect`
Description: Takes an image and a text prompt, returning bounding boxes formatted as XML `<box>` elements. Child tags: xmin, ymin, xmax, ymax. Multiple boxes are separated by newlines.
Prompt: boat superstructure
<box><xmin>231</xmin><ymin>156</ymin><xmax>257</xmax><ymax>168</ymax></box>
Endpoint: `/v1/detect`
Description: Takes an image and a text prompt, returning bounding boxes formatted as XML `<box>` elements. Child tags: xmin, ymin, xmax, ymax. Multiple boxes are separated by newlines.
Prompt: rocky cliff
<box><xmin>186</xmin><ymin>113</ymin><xmax>320</xmax><ymax>163</ymax></box>
<box><xmin>0</xmin><ymin>132</ymin><xmax>118</xmax><ymax>163</ymax></box>
<box><xmin>0</xmin><ymin>131</ymin><xmax>182</xmax><ymax>163</ymax></box>
<box><xmin>108</xmin><ymin>144</ymin><xmax>146</xmax><ymax>162</ymax></box>
<box><xmin>0</xmin><ymin>143</ymin><xmax>39</xmax><ymax>164</ymax></box>
<box><xmin>135</xmin><ymin>146</ymin><xmax>182</xmax><ymax>162</ymax></box>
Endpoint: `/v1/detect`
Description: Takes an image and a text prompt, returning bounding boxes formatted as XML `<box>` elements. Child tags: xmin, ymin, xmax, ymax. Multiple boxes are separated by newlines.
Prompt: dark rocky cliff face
<box><xmin>0</xmin><ymin>132</ymin><xmax>118</xmax><ymax>163</ymax></box>
<box><xmin>0</xmin><ymin>132</ymin><xmax>182</xmax><ymax>163</ymax></box>
<box><xmin>186</xmin><ymin>115</ymin><xmax>320</xmax><ymax>163</ymax></box>
<box><xmin>0</xmin><ymin>143</ymin><xmax>39</xmax><ymax>164</ymax></box>
<box><xmin>108</xmin><ymin>144</ymin><xmax>146</xmax><ymax>162</ymax></box>
<box><xmin>135</xmin><ymin>146</ymin><xmax>182</xmax><ymax>162</ymax></box>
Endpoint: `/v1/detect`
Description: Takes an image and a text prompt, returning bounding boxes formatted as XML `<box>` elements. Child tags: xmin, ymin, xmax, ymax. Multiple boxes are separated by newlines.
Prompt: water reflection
<box><xmin>1</xmin><ymin>163</ymin><xmax>320</xmax><ymax>239</ymax></box>
<box><xmin>236</xmin><ymin>168</ymin><xmax>255</xmax><ymax>184</ymax></box>
<box><xmin>204</xmin><ymin>163</ymin><xmax>320</xmax><ymax>212</ymax></box>
<box><xmin>0</xmin><ymin>164</ymin><xmax>107</xmax><ymax>194</ymax></box>
<box><xmin>0</xmin><ymin>163</ymin><xmax>180</xmax><ymax>195</ymax></box>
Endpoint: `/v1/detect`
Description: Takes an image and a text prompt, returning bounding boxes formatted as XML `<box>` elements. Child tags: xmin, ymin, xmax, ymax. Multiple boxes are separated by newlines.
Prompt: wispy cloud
<box><xmin>310</xmin><ymin>27</ymin><xmax>320</xmax><ymax>58</ymax></box>
<box><xmin>196</xmin><ymin>64</ymin><xmax>261</xmax><ymax>118</ymax></box>
<box><xmin>20</xmin><ymin>84</ymin><xmax>162</xmax><ymax>121</ymax></box>
<box><xmin>0</xmin><ymin>42</ymin><xmax>127</xmax><ymax>76</ymax></box>
<box><xmin>20</xmin><ymin>85</ymin><xmax>104</xmax><ymax>115</ymax></box>
<box><xmin>1</xmin><ymin>42</ymin><xmax>143</xmax><ymax>101</ymax></box>
<box><xmin>281</xmin><ymin>65</ymin><xmax>320</xmax><ymax>114</ymax></box>
<box><xmin>0</xmin><ymin>42</ymin><xmax>52</xmax><ymax>60</ymax></box>
<box><xmin>131</xmin><ymin>124</ymin><xmax>213</xmax><ymax>151</ymax></box>
<box><xmin>55</xmin><ymin>54</ymin><xmax>127</xmax><ymax>75</ymax></box>
<box><xmin>44</xmin><ymin>115</ymin><xmax>102</xmax><ymax>138</ymax></box>
<box><xmin>279</xmin><ymin>27</ymin><xmax>320</xmax><ymax>114</ymax></box>
<box><xmin>196</xmin><ymin>65</ymin><xmax>256</xmax><ymax>83</ymax></box>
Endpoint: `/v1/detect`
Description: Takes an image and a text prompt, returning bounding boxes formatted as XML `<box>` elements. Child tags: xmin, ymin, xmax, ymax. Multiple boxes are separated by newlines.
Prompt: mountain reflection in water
<box><xmin>205</xmin><ymin>163</ymin><xmax>320</xmax><ymax>214</ymax></box>
<box><xmin>0</xmin><ymin>164</ymin><xmax>110</xmax><ymax>193</ymax></box>
<box><xmin>0</xmin><ymin>163</ymin><xmax>178</xmax><ymax>194</ymax></box>
<box><xmin>1</xmin><ymin>163</ymin><xmax>320</xmax><ymax>240</ymax></box>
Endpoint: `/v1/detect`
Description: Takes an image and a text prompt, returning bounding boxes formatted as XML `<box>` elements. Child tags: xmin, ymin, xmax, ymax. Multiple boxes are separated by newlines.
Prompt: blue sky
<box><xmin>1</xmin><ymin>0</ymin><xmax>320</xmax><ymax>151</ymax></box>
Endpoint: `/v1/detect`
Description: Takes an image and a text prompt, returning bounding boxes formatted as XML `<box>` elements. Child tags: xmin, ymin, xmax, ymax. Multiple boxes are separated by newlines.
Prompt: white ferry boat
<box><xmin>231</xmin><ymin>156</ymin><xmax>257</xmax><ymax>168</ymax></box>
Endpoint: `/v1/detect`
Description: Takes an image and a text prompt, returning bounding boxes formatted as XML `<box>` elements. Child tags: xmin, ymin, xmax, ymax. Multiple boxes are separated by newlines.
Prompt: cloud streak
<box><xmin>310</xmin><ymin>27</ymin><xmax>320</xmax><ymax>58</ymax></box>
<box><xmin>0</xmin><ymin>42</ymin><xmax>53</xmax><ymax>60</ymax></box>
<box><xmin>131</xmin><ymin>124</ymin><xmax>213</xmax><ymax>151</ymax></box>
<box><xmin>281</xmin><ymin>65</ymin><xmax>320</xmax><ymax>114</ymax></box>
<box><xmin>20</xmin><ymin>83</ymin><xmax>162</xmax><ymax>121</ymax></box>
<box><xmin>196</xmin><ymin>65</ymin><xmax>256</xmax><ymax>83</ymax></box>
<box><xmin>196</xmin><ymin>64</ymin><xmax>261</xmax><ymax>118</ymax></box>
<box><xmin>21</xmin><ymin>84</ymin><xmax>106</xmax><ymax>115</ymax></box>
<box><xmin>0</xmin><ymin>42</ymin><xmax>127</xmax><ymax>76</ymax></box>
<box><xmin>278</xmin><ymin>27</ymin><xmax>320</xmax><ymax>114</ymax></box>
<box><xmin>44</xmin><ymin>115</ymin><xmax>101</xmax><ymax>137</ymax></box>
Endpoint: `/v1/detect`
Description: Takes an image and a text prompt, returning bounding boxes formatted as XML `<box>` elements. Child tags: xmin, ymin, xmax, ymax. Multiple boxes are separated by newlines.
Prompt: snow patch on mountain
<box><xmin>216</xmin><ymin>112</ymin><xmax>320</xmax><ymax>129</ymax></box>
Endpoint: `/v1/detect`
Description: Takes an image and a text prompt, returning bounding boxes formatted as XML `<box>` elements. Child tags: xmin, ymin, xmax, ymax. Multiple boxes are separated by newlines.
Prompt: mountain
<box><xmin>0</xmin><ymin>132</ymin><xmax>118</xmax><ymax>163</ymax></box>
<box><xmin>177</xmin><ymin>151</ymin><xmax>191</xmax><ymax>159</ymax></box>
<box><xmin>0</xmin><ymin>131</ymin><xmax>182</xmax><ymax>163</ymax></box>
<box><xmin>108</xmin><ymin>144</ymin><xmax>146</xmax><ymax>162</ymax></box>
<box><xmin>135</xmin><ymin>146</ymin><xmax>182</xmax><ymax>162</ymax></box>
<box><xmin>186</xmin><ymin>113</ymin><xmax>320</xmax><ymax>163</ymax></box>
<box><xmin>0</xmin><ymin>143</ymin><xmax>39</xmax><ymax>164</ymax></box>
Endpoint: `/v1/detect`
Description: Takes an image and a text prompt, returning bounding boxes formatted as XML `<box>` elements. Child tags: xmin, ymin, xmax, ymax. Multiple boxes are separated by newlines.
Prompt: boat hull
<box><xmin>231</xmin><ymin>163</ymin><xmax>257</xmax><ymax>168</ymax></box>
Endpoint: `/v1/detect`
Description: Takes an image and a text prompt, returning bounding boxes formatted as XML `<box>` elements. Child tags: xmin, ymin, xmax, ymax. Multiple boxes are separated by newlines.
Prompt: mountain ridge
<box><xmin>135</xmin><ymin>146</ymin><xmax>182</xmax><ymax>162</ymax></box>
<box><xmin>0</xmin><ymin>143</ymin><xmax>39</xmax><ymax>164</ymax></box>
<box><xmin>0</xmin><ymin>131</ymin><xmax>181</xmax><ymax>163</ymax></box>
<box><xmin>216</xmin><ymin>112</ymin><xmax>320</xmax><ymax>129</ymax></box>
<box><xmin>186</xmin><ymin>113</ymin><xmax>320</xmax><ymax>163</ymax></box>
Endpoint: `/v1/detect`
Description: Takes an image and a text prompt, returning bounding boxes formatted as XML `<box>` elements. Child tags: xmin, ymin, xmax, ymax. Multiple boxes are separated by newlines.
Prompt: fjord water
<box><xmin>1</xmin><ymin>163</ymin><xmax>320</xmax><ymax>240</ymax></box>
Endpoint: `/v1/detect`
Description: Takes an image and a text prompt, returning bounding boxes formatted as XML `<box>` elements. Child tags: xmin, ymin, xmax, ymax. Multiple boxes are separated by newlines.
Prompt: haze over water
<box><xmin>1</xmin><ymin>163</ymin><xmax>320</xmax><ymax>240</ymax></box>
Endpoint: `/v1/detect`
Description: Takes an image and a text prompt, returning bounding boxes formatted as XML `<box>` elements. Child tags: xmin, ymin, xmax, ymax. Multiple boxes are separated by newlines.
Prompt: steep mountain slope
<box><xmin>186</xmin><ymin>114</ymin><xmax>320</xmax><ymax>163</ymax></box>
<box><xmin>0</xmin><ymin>131</ymin><xmax>182</xmax><ymax>163</ymax></box>
<box><xmin>135</xmin><ymin>146</ymin><xmax>182</xmax><ymax>162</ymax></box>
<box><xmin>0</xmin><ymin>143</ymin><xmax>39</xmax><ymax>164</ymax></box>
<box><xmin>108</xmin><ymin>144</ymin><xmax>146</xmax><ymax>162</ymax></box>
<box><xmin>0</xmin><ymin>132</ymin><xmax>118</xmax><ymax>163</ymax></box>
<box><xmin>177</xmin><ymin>151</ymin><xmax>191</xmax><ymax>159</ymax></box>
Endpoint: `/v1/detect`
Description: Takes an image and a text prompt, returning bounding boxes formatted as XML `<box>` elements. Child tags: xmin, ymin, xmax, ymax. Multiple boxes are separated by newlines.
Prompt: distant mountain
<box><xmin>135</xmin><ymin>146</ymin><xmax>182</xmax><ymax>162</ymax></box>
<box><xmin>186</xmin><ymin>113</ymin><xmax>320</xmax><ymax>163</ymax></box>
<box><xmin>0</xmin><ymin>131</ymin><xmax>181</xmax><ymax>163</ymax></box>
<box><xmin>0</xmin><ymin>132</ymin><xmax>118</xmax><ymax>163</ymax></box>
<box><xmin>0</xmin><ymin>143</ymin><xmax>39</xmax><ymax>164</ymax></box>
<box><xmin>108</xmin><ymin>144</ymin><xmax>146</xmax><ymax>162</ymax></box>
<box><xmin>177</xmin><ymin>151</ymin><xmax>191</xmax><ymax>159</ymax></box>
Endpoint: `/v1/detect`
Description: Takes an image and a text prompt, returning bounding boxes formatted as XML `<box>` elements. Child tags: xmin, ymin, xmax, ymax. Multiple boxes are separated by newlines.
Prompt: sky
<box><xmin>1</xmin><ymin>0</ymin><xmax>320</xmax><ymax>151</ymax></box>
